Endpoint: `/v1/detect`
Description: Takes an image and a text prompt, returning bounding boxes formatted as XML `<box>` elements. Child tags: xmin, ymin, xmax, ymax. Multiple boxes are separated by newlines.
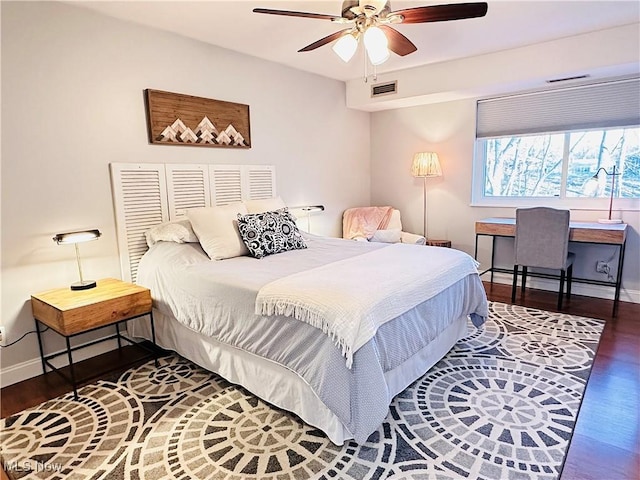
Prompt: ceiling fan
<box><xmin>253</xmin><ymin>1</ymin><xmax>488</xmax><ymax>67</ymax></box>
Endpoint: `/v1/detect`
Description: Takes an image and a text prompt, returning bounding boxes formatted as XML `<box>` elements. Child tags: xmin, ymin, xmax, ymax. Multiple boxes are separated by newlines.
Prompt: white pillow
<box><xmin>145</xmin><ymin>219</ymin><xmax>199</xmax><ymax>247</ymax></box>
<box><xmin>187</xmin><ymin>203</ymin><xmax>249</xmax><ymax>260</ymax></box>
<box><xmin>370</xmin><ymin>229</ymin><xmax>402</xmax><ymax>244</ymax></box>
<box><xmin>244</xmin><ymin>196</ymin><xmax>286</xmax><ymax>214</ymax></box>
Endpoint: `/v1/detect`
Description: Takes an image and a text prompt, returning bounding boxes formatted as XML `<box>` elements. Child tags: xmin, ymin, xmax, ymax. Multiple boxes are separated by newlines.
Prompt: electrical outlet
<box><xmin>596</xmin><ymin>261</ymin><xmax>610</xmax><ymax>274</ymax></box>
<box><xmin>0</xmin><ymin>325</ymin><xmax>5</xmax><ymax>346</ymax></box>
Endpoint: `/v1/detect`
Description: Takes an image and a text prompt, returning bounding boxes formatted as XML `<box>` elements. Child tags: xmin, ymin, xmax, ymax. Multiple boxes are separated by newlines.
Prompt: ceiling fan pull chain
<box><xmin>363</xmin><ymin>46</ymin><xmax>368</xmax><ymax>83</ymax></box>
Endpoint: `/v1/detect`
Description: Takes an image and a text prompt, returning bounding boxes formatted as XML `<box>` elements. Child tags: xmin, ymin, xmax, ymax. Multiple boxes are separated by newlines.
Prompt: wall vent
<box><xmin>371</xmin><ymin>81</ymin><xmax>397</xmax><ymax>97</ymax></box>
<box><xmin>546</xmin><ymin>74</ymin><xmax>590</xmax><ymax>84</ymax></box>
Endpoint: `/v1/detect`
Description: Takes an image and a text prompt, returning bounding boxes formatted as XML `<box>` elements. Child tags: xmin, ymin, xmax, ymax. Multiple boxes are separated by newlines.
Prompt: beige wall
<box><xmin>0</xmin><ymin>1</ymin><xmax>370</xmax><ymax>383</ymax></box>
<box><xmin>370</xmin><ymin>100</ymin><xmax>640</xmax><ymax>301</ymax></box>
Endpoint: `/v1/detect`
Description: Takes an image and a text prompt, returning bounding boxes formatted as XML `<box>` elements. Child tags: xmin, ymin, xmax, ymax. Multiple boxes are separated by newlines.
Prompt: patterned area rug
<box><xmin>1</xmin><ymin>302</ymin><xmax>604</xmax><ymax>480</ymax></box>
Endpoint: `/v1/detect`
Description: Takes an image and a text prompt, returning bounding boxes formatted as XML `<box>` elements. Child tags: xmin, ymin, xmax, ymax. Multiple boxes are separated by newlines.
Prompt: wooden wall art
<box><xmin>144</xmin><ymin>89</ymin><xmax>251</xmax><ymax>148</ymax></box>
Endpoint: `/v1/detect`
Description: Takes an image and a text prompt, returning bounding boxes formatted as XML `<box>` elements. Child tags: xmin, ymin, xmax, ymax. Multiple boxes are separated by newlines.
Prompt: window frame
<box><xmin>471</xmin><ymin>128</ymin><xmax>640</xmax><ymax>211</ymax></box>
<box><xmin>472</xmin><ymin>77</ymin><xmax>640</xmax><ymax>211</ymax></box>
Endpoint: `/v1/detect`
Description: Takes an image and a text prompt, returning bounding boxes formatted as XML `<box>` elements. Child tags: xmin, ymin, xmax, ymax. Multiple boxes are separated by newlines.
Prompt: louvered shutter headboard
<box><xmin>110</xmin><ymin>164</ymin><xmax>169</xmax><ymax>282</ymax></box>
<box><xmin>166</xmin><ymin>164</ymin><xmax>211</xmax><ymax>218</ymax></box>
<box><xmin>210</xmin><ymin>165</ymin><xmax>243</xmax><ymax>206</ymax></box>
<box><xmin>110</xmin><ymin>163</ymin><xmax>276</xmax><ymax>283</ymax></box>
<box><xmin>247</xmin><ymin>166</ymin><xmax>276</xmax><ymax>200</ymax></box>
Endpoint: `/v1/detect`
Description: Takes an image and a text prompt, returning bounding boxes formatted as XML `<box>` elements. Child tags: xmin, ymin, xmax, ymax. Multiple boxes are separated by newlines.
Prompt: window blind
<box><xmin>476</xmin><ymin>77</ymin><xmax>640</xmax><ymax>138</ymax></box>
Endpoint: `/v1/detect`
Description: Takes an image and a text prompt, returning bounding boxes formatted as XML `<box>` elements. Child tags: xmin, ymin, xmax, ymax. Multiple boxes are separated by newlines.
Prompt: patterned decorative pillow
<box><xmin>237</xmin><ymin>208</ymin><xmax>307</xmax><ymax>259</ymax></box>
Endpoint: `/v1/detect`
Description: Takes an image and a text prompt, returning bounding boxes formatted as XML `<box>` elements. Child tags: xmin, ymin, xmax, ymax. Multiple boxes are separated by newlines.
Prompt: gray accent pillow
<box><xmin>144</xmin><ymin>219</ymin><xmax>199</xmax><ymax>247</ymax></box>
<box><xmin>237</xmin><ymin>208</ymin><xmax>307</xmax><ymax>259</ymax></box>
<box><xmin>370</xmin><ymin>228</ymin><xmax>402</xmax><ymax>243</ymax></box>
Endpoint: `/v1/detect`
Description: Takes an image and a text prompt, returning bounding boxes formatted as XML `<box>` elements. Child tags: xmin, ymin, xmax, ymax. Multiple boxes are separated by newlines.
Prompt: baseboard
<box><xmin>0</xmin><ymin>338</ymin><xmax>121</xmax><ymax>388</ymax></box>
<box><xmin>488</xmin><ymin>272</ymin><xmax>640</xmax><ymax>304</ymax></box>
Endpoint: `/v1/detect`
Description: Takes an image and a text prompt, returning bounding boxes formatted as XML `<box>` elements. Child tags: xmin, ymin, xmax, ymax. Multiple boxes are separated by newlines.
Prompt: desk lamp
<box><xmin>53</xmin><ymin>229</ymin><xmax>102</xmax><ymax>290</ymax></box>
<box><xmin>582</xmin><ymin>166</ymin><xmax>622</xmax><ymax>224</ymax></box>
<box><xmin>300</xmin><ymin>205</ymin><xmax>325</xmax><ymax>233</ymax></box>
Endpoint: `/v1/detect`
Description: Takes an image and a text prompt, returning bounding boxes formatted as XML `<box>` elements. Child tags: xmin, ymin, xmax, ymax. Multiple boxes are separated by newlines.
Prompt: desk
<box><xmin>474</xmin><ymin>218</ymin><xmax>628</xmax><ymax>315</ymax></box>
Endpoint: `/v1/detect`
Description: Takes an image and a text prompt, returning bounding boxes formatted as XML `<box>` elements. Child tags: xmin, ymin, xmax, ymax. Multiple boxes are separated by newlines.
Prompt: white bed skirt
<box><xmin>128</xmin><ymin>310</ymin><xmax>469</xmax><ymax>445</ymax></box>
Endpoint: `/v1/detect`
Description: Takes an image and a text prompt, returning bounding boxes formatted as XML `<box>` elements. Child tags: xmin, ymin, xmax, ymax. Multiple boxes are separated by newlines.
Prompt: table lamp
<box><xmin>300</xmin><ymin>205</ymin><xmax>325</xmax><ymax>233</ymax></box>
<box><xmin>53</xmin><ymin>229</ymin><xmax>102</xmax><ymax>290</ymax></box>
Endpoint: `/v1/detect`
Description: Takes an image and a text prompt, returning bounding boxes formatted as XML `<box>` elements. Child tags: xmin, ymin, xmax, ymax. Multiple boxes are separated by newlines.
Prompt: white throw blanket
<box><xmin>256</xmin><ymin>243</ymin><xmax>480</xmax><ymax>368</ymax></box>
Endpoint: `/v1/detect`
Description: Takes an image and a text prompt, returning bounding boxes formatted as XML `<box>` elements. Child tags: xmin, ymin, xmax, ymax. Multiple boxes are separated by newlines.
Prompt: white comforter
<box><xmin>138</xmin><ymin>234</ymin><xmax>390</xmax><ymax>338</ymax></box>
<box><xmin>256</xmin><ymin>242</ymin><xmax>480</xmax><ymax>368</ymax></box>
<box><xmin>136</xmin><ymin>234</ymin><xmax>488</xmax><ymax>443</ymax></box>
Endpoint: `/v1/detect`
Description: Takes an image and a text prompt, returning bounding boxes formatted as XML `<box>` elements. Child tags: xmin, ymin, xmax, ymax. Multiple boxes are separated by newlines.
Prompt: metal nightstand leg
<box><xmin>149</xmin><ymin>311</ymin><xmax>158</xmax><ymax>367</ymax></box>
<box><xmin>32</xmin><ymin>310</ymin><xmax>156</xmax><ymax>401</ymax></box>
<box><xmin>35</xmin><ymin>319</ymin><xmax>47</xmax><ymax>374</ymax></box>
<box><xmin>65</xmin><ymin>336</ymin><xmax>79</xmax><ymax>400</ymax></box>
<box><xmin>116</xmin><ymin>322</ymin><xmax>124</xmax><ymax>349</ymax></box>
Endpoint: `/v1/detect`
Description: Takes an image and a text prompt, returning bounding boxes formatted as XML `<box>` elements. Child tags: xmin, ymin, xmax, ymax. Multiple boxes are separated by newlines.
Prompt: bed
<box><xmin>110</xmin><ymin>163</ymin><xmax>488</xmax><ymax>445</ymax></box>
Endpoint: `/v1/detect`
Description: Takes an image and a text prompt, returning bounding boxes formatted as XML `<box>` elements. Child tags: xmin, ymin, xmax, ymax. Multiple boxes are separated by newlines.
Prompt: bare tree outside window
<box><xmin>482</xmin><ymin>127</ymin><xmax>640</xmax><ymax>199</ymax></box>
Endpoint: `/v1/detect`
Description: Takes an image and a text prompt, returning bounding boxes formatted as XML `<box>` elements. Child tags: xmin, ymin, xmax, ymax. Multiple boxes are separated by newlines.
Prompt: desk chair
<box><xmin>512</xmin><ymin>207</ymin><xmax>575</xmax><ymax>310</ymax></box>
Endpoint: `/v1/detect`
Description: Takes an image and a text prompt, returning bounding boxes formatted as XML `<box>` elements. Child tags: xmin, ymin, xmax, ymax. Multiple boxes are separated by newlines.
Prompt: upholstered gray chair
<box><xmin>511</xmin><ymin>207</ymin><xmax>575</xmax><ymax>310</ymax></box>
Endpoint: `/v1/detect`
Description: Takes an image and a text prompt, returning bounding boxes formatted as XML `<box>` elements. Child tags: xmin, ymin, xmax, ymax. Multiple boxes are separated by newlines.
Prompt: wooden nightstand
<box><xmin>426</xmin><ymin>239</ymin><xmax>452</xmax><ymax>248</ymax></box>
<box><xmin>31</xmin><ymin>278</ymin><xmax>156</xmax><ymax>399</ymax></box>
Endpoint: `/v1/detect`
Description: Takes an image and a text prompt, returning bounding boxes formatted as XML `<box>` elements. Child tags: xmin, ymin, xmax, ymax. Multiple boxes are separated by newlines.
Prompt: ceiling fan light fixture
<box><xmin>332</xmin><ymin>32</ymin><xmax>359</xmax><ymax>62</ymax></box>
<box><xmin>254</xmin><ymin>1</ymin><xmax>489</xmax><ymax>78</ymax></box>
<box><xmin>364</xmin><ymin>25</ymin><xmax>390</xmax><ymax>65</ymax></box>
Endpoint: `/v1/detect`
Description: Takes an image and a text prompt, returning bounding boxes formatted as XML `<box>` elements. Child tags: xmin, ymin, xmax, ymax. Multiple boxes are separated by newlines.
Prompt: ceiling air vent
<box><xmin>546</xmin><ymin>74</ymin><xmax>590</xmax><ymax>84</ymax></box>
<box><xmin>371</xmin><ymin>81</ymin><xmax>397</xmax><ymax>97</ymax></box>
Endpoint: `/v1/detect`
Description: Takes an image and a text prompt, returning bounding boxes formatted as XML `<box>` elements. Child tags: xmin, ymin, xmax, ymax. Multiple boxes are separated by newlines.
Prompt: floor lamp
<box><xmin>411</xmin><ymin>152</ymin><xmax>442</xmax><ymax>238</ymax></box>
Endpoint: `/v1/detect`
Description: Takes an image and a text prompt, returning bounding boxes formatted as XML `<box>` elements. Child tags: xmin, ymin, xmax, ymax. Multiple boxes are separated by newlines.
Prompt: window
<box><xmin>472</xmin><ymin>78</ymin><xmax>640</xmax><ymax>209</ymax></box>
<box><xmin>481</xmin><ymin>127</ymin><xmax>640</xmax><ymax>199</ymax></box>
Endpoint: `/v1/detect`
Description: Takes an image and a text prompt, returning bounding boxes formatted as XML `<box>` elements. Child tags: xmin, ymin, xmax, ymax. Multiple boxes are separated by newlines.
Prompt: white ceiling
<box><xmin>74</xmin><ymin>0</ymin><xmax>640</xmax><ymax>82</ymax></box>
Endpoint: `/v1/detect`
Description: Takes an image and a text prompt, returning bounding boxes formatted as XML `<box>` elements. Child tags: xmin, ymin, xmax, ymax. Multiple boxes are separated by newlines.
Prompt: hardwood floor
<box><xmin>1</xmin><ymin>344</ymin><xmax>154</xmax><ymax>418</ymax></box>
<box><xmin>2</xmin><ymin>283</ymin><xmax>639</xmax><ymax>479</ymax></box>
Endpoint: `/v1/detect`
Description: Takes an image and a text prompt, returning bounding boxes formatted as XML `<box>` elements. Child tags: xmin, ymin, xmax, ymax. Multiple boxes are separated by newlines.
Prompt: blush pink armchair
<box><xmin>342</xmin><ymin>207</ymin><xmax>426</xmax><ymax>245</ymax></box>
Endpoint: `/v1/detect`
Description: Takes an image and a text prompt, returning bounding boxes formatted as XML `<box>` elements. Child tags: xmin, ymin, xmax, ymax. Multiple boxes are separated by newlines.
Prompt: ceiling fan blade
<box><xmin>379</xmin><ymin>26</ymin><xmax>417</xmax><ymax>56</ymax></box>
<box><xmin>252</xmin><ymin>8</ymin><xmax>342</xmax><ymax>21</ymax></box>
<box><xmin>391</xmin><ymin>2</ymin><xmax>488</xmax><ymax>24</ymax></box>
<box><xmin>298</xmin><ymin>29</ymin><xmax>352</xmax><ymax>52</ymax></box>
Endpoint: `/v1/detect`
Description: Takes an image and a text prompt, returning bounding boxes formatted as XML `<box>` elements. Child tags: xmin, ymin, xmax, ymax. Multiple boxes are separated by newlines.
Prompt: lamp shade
<box><xmin>363</xmin><ymin>26</ymin><xmax>390</xmax><ymax>66</ymax></box>
<box><xmin>53</xmin><ymin>229</ymin><xmax>102</xmax><ymax>244</ymax></box>
<box><xmin>411</xmin><ymin>152</ymin><xmax>442</xmax><ymax>178</ymax></box>
<box><xmin>332</xmin><ymin>33</ymin><xmax>358</xmax><ymax>63</ymax></box>
<box><xmin>300</xmin><ymin>205</ymin><xmax>325</xmax><ymax>213</ymax></box>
